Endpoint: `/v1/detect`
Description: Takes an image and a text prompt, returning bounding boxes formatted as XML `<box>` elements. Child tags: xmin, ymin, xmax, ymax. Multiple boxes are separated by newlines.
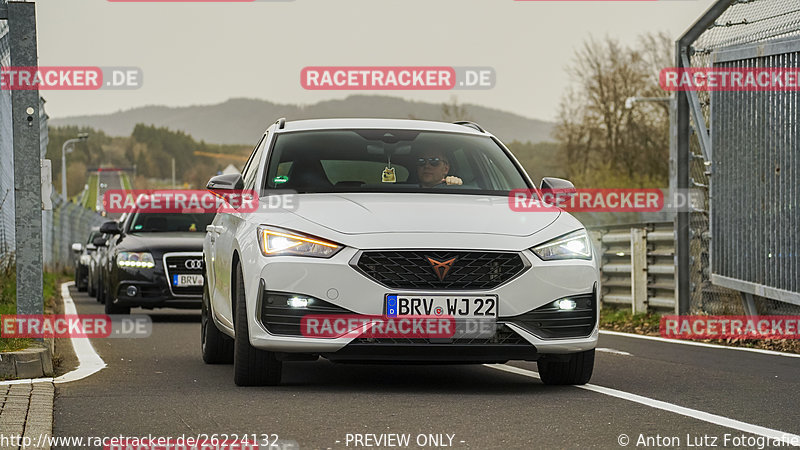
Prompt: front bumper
<box><xmin>114</xmin><ymin>279</ymin><xmax>202</xmax><ymax>309</ymax></box>
<box><xmin>112</xmin><ymin>252</ymin><xmax>204</xmax><ymax>310</ymax></box>
<box><xmin>245</xmin><ymin>247</ymin><xmax>599</xmax><ymax>359</ymax></box>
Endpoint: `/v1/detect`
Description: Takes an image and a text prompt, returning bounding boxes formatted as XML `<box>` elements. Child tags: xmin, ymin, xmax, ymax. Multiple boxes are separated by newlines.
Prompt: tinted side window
<box><xmin>243</xmin><ymin>133</ymin><xmax>268</xmax><ymax>189</ymax></box>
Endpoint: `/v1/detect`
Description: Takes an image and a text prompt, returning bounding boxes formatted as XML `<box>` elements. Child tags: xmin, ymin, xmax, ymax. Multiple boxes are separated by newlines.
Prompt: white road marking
<box><xmin>596</xmin><ymin>347</ymin><xmax>632</xmax><ymax>356</ymax></box>
<box><xmin>0</xmin><ymin>282</ymin><xmax>105</xmax><ymax>385</ymax></box>
<box><xmin>485</xmin><ymin>364</ymin><xmax>800</xmax><ymax>446</ymax></box>
<box><xmin>54</xmin><ymin>281</ymin><xmax>106</xmax><ymax>384</ymax></box>
<box><xmin>600</xmin><ymin>330</ymin><xmax>800</xmax><ymax>358</ymax></box>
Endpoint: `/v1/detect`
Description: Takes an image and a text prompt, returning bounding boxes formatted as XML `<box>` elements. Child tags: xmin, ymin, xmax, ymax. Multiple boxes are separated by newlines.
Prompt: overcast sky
<box><xmin>35</xmin><ymin>0</ymin><xmax>716</xmax><ymax>122</ymax></box>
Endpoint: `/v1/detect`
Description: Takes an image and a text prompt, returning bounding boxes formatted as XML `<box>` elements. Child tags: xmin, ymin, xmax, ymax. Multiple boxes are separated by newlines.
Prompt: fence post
<box><xmin>631</xmin><ymin>227</ymin><xmax>648</xmax><ymax>314</ymax></box>
<box><xmin>8</xmin><ymin>1</ymin><xmax>43</xmax><ymax>317</ymax></box>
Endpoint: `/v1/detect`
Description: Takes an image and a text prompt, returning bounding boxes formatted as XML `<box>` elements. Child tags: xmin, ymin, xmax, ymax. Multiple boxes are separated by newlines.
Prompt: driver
<box><xmin>415</xmin><ymin>150</ymin><xmax>463</xmax><ymax>188</ymax></box>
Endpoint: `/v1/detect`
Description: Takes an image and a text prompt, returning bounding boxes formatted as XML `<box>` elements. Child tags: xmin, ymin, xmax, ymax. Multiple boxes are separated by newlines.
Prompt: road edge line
<box><xmin>600</xmin><ymin>330</ymin><xmax>800</xmax><ymax>358</ymax></box>
<box><xmin>53</xmin><ymin>281</ymin><xmax>106</xmax><ymax>384</ymax></box>
<box><xmin>485</xmin><ymin>364</ymin><xmax>800</xmax><ymax>446</ymax></box>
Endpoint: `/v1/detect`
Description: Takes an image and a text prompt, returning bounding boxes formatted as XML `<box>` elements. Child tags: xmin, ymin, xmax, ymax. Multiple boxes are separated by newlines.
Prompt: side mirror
<box><xmin>92</xmin><ymin>236</ymin><xmax>107</xmax><ymax>247</ymax></box>
<box><xmin>86</xmin><ymin>243</ymin><xmax>97</xmax><ymax>252</ymax></box>
<box><xmin>207</xmin><ymin>173</ymin><xmax>244</xmax><ymax>193</ymax></box>
<box><xmin>540</xmin><ymin>177</ymin><xmax>577</xmax><ymax>196</ymax></box>
<box><xmin>71</xmin><ymin>243</ymin><xmax>83</xmax><ymax>253</ymax></box>
<box><xmin>99</xmin><ymin>221</ymin><xmax>121</xmax><ymax>235</ymax></box>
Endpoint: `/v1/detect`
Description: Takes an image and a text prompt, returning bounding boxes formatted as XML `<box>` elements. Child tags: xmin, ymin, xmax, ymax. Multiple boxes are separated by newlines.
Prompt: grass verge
<box><xmin>0</xmin><ymin>261</ymin><xmax>70</xmax><ymax>352</ymax></box>
<box><xmin>120</xmin><ymin>172</ymin><xmax>132</xmax><ymax>191</ymax></box>
<box><xmin>84</xmin><ymin>173</ymin><xmax>98</xmax><ymax>210</ymax></box>
<box><xmin>600</xmin><ymin>306</ymin><xmax>800</xmax><ymax>354</ymax></box>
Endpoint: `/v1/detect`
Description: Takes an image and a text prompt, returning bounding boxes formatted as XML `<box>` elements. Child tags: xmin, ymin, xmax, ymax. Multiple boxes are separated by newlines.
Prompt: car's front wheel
<box><xmin>202</xmin><ymin>287</ymin><xmax>233</xmax><ymax>364</ymax></box>
<box><xmin>97</xmin><ymin>273</ymin><xmax>106</xmax><ymax>304</ymax></box>
<box><xmin>76</xmin><ymin>267</ymin><xmax>87</xmax><ymax>292</ymax></box>
<box><xmin>104</xmin><ymin>286</ymin><xmax>131</xmax><ymax>315</ymax></box>
<box><xmin>537</xmin><ymin>349</ymin><xmax>595</xmax><ymax>385</ymax></box>
<box><xmin>88</xmin><ymin>272</ymin><xmax>97</xmax><ymax>297</ymax></box>
<box><xmin>233</xmin><ymin>264</ymin><xmax>281</xmax><ymax>386</ymax></box>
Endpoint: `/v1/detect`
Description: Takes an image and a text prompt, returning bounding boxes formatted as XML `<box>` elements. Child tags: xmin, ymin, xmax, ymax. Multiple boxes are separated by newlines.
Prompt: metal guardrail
<box><xmin>589</xmin><ymin>222</ymin><xmax>676</xmax><ymax>313</ymax></box>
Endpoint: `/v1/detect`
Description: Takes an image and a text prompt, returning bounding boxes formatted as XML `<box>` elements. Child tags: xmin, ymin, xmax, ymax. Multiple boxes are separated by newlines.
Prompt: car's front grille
<box><xmin>354</xmin><ymin>251</ymin><xmax>527</xmax><ymax>290</ymax></box>
<box><xmin>354</xmin><ymin>323</ymin><xmax>525</xmax><ymax>345</ymax></box>
<box><xmin>164</xmin><ymin>253</ymin><xmax>204</xmax><ymax>297</ymax></box>
<box><xmin>509</xmin><ymin>293</ymin><xmax>597</xmax><ymax>339</ymax></box>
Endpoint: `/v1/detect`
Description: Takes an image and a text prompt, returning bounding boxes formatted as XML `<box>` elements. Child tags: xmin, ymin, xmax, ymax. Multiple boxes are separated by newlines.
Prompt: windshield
<box><xmin>126</xmin><ymin>213</ymin><xmax>215</xmax><ymax>233</ymax></box>
<box><xmin>263</xmin><ymin>129</ymin><xmax>531</xmax><ymax>195</ymax></box>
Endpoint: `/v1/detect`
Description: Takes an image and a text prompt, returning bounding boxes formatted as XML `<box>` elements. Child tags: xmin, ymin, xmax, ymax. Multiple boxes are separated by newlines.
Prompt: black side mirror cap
<box><xmin>99</xmin><ymin>221</ymin><xmax>121</xmax><ymax>235</ymax></box>
<box><xmin>207</xmin><ymin>173</ymin><xmax>244</xmax><ymax>192</ymax></box>
<box><xmin>92</xmin><ymin>236</ymin><xmax>107</xmax><ymax>247</ymax></box>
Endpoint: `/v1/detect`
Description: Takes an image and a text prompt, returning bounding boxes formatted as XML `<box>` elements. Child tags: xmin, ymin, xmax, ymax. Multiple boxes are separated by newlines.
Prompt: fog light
<box><xmin>556</xmin><ymin>299</ymin><xmax>577</xmax><ymax>310</ymax></box>
<box><xmin>287</xmin><ymin>297</ymin><xmax>311</xmax><ymax>308</ymax></box>
<box><xmin>126</xmin><ymin>286</ymin><xmax>138</xmax><ymax>297</ymax></box>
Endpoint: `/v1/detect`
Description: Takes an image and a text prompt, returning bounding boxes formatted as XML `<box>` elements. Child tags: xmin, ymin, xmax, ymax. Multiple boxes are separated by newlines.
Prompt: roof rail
<box><xmin>275</xmin><ymin>118</ymin><xmax>286</xmax><ymax>129</ymax></box>
<box><xmin>452</xmin><ymin>121</ymin><xmax>484</xmax><ymax>133</ymax></box>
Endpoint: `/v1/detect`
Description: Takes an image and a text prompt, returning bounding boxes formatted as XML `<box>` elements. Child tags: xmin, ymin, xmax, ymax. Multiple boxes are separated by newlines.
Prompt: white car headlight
<box><xmin>257</xmin><ymin>226</ymin><xmax>341</xmax><ymax>258</ymax></box>
<box><xmin>117</xmin><ymin>252</ymin><xmax>156</xmax><ymax>269</ymax></box>
<box><xmin>532</xmin><ymin>230</ymin><xmax>592</xmax><ymax>261</ymax></box>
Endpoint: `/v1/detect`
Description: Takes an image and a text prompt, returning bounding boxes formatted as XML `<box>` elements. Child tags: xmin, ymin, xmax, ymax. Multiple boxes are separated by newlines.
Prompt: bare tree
<box><xmin>441</xmin><ymin>96</ymin><xmax>473</xmax><ymax>122</ymax></box>
<box><xmin>554</xmin><ymin>33</ymin><xmax>671</xmax><ymax>187</ymax></box>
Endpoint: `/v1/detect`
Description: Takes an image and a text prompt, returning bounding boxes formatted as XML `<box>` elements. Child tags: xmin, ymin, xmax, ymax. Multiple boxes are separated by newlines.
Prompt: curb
<box><xmin>0</xmin><ymin>345</ymin><xmax>54</xmax><ymax>380</ymax></box>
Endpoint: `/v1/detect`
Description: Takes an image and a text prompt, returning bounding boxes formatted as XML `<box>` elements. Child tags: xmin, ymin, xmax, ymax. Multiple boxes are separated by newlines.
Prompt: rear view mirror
<box><xmin>207</xmin><ymin>173</ymin><xmax>244</xmax><ymax>192</ymax></box>
<box><xmin>540</xmin><ymin>177</ymin><xmax>577</xmax><ymax>196</ymax></box>
<box><xmin>99</xmin><ymin>221</ymin><xmax>121</xmax><ymax>235</ymax></box>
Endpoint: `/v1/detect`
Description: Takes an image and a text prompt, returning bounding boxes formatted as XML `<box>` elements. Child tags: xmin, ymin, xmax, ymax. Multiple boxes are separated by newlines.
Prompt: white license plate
<box><xmin>173</xmin><ymin>274</ymin><xmax>204</xmax><ymax>287</ymax></box>
<box><xmin>385</xmin><ymin>295</ymin><xmax>498</xmax><ymax>319</ymax></box>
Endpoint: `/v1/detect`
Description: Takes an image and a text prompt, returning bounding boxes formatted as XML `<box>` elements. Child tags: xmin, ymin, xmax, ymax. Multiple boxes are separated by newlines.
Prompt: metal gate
<box><xmin>675</xmin><ymin>0</ymin><xmax>800</xmax><ymax>315</ymax></box>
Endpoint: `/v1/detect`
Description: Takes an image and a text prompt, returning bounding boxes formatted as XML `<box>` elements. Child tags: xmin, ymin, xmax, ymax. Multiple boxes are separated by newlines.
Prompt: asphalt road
<box><xmin>96</xmin><ymin>170</ymin><xmax>124</xmax><ymax>220</ymax></box>
<box><xmin>54</xmin><ymin>286</ymin><xmax>800</xmax><ymax>449</ymax></box>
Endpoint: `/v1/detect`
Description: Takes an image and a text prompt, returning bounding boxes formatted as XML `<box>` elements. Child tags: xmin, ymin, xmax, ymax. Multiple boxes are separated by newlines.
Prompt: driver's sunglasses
<box><xmin>416</xmin><ymin>157</ymin><xmax>445</xmax><ymax>167</ymax></box>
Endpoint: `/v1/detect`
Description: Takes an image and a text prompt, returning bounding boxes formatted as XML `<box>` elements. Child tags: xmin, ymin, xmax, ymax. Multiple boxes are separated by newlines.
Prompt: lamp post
<box><xmin>61</xmin><ymin>133</ymin><xmax>89</xmax><ymax>201</ymax></box>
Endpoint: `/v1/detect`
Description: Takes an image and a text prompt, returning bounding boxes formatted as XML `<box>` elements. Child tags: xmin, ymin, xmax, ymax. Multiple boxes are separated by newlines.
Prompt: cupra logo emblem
<box><xmin>426</xmin><ymin>257</ymin><xmax>457</xmax><ymax>281</ymax></box>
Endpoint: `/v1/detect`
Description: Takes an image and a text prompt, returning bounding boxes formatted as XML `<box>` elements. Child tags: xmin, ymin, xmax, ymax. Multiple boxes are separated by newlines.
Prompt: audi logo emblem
<box><xmin>184</xmin><ymin>259</ymin><xmax>203</xmax><ymax>270</ymax></box>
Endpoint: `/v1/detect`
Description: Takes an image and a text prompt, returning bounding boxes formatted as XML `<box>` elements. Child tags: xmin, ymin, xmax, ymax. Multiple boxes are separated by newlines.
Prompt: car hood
<box><xmin>117</xmin><ymin>232</ymin><xmax>205</xmax><ymax>252</ymax></box>
<box><xmin>286</xmin><ymin>193</ymin><xmax>559</xmax><ymax>236</ymax></box>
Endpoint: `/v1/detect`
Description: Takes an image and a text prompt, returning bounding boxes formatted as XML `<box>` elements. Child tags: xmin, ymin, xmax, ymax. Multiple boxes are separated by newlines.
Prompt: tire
<box><xmin>104</xmin><ymin>283</ymin><xmax>131</xmax><ymax>315</ymax></box>
<box><xmin>76</xmin><ymin>267</ymin><xmax>87</xmax><ymax>292</ymax></box>
<box><xmin>97</xmin><ymin>274</ymin><xmax>106</xmax><ymax>304</ymax></box>
<box><xmin>202</xmin><ymin>287</ymin><xmax>233</xmax><ymax>364</ymax></box>
<box><xmin>88</xmin><ymin>275</ymin><xmax>96</xmax><ymax>297</ymax></box>
<box><xmin>233</xmin><ymin>265</ymin><xmax>281</xmax><ymax>386</ymax></box>
<box><xmin>538</xmin><ymin>349</ymin><xmax>595</xmax><ymax>385</ymax></box>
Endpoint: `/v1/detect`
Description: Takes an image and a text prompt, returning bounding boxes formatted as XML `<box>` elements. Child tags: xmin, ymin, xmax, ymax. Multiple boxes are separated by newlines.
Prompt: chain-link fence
<box><xmin>1</xmin><ymin>0</ymin><xmax>107</xmax><ymax>271</ymax></box>
<box><xmin>0</xmin><ymin>4</ymin><xmax>14</xmax><ymax>259</ymax></box>
<box><xmin>677</xmin><ymin>0</ymin><xmax>800</xmax><ymax>315</ymax></box>
<box><xmin>41</xmin><ymin>194</ymin><xmax>109</xmax><ymax>270</ymax></box>
<box><xmin>1</xmin><ymin>194</ymin><xmax>107</xmax><ymax>271</ymax></box>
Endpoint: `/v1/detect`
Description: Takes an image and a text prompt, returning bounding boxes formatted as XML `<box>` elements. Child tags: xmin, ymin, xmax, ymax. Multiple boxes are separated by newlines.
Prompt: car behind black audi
<box><xmin>98</xmin><ymin>210</ymin><xmax>215</xmax><ymax>314</ymax></box>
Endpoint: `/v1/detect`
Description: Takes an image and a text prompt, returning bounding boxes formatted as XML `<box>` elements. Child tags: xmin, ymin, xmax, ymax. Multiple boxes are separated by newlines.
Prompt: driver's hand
<box><xmin>443</xmin><ymin>176</ymin><xmax>463</xmax><ymax>186</ymax></box>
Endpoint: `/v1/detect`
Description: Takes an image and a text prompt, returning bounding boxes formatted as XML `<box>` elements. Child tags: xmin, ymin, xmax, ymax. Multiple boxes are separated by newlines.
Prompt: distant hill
<box><xmin>50</xmin><ymin>96</ymin><xmax>554</xmax><ymax>145</ymax></box>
